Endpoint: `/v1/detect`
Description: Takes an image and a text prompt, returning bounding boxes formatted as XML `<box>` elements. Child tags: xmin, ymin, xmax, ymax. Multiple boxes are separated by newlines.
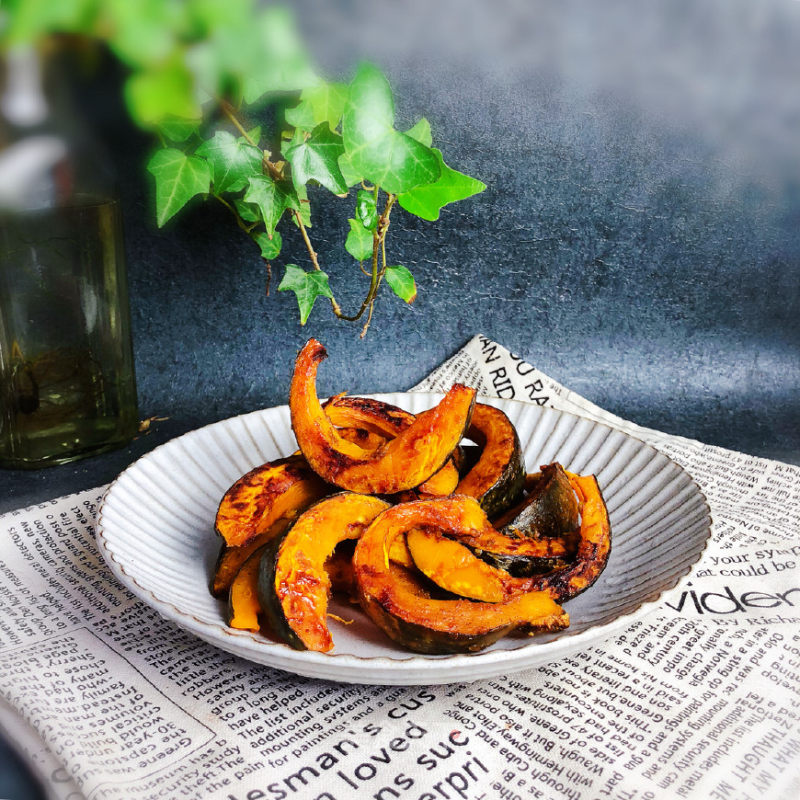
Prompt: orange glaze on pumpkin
<box><xmin>290</xmin><ymin>339</ymin><xmax>475</xmax><ymax>494</ymax></box>
<box><xmin>353</xmin><ymin>496</ymin><xmax>569</xmax><ymax>654</ymax></box>
<box><xmin>323</xmin><ymin>395</ymin><xmax>460</xmax><ymax>497</ymax></box>
<box><xmin>215</xmin><ymin>454</ymin><xmax>329</xmax><ymax>548</ymax></box>
<box><xmin>269</xmin><ymin>493</ymin><xmax>391</xmax><ymax>652</ymax></box>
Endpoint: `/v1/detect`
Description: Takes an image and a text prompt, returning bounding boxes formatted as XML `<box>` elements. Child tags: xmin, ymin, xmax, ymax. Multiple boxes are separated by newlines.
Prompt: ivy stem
<box><xmin>214</xmin><ymin>194</ymin><xmax>257</xmax><ymax>234</ymax></box>
<box><xmin>221</xmin><ymin>100</ymin><xmax>256</xmax><ymax>146</ymax></box>
<box><xmin>335</xmin><ymin>191</ymin><xmax>396</xmax><ymax>326</ymax></box>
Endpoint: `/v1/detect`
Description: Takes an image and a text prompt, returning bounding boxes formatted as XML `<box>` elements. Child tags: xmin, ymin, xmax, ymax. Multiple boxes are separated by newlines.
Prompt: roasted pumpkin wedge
<box><xmin>467</xmin><ymin>538</ymin><xmax>569</xmax><ymax>578</ymax></box>
<box><xmin>355</xmin><ymin>560</ymin><xmax>567</xmax><ymax>655</ymax></box>
<box><xmin>455</xmin><ymin>403</ymin><xmax>525</xmax><ymax>517</ymax></box>
<box><xmin>227</xmin><ymin>545</ymin><xmax>268</xmax><ymax>631</ymax></box>
<box><xmin>336</xmin><ymin>426</ymin><xmax>388</xmax><ymax>451</ymax></box>
<box><xmin>382</xmin><ymin>497</ymin><xmax>569</xmax><ymax>591</ymax></box>
<box><xmin>324</xmin><ymin>394</ymin><xmax>460</xmax><ymax>497</ymax></box>
<box><xmin>215</xmin><ymin>454</ymin><xmax>330</xmax><ymax>548</ymax></box>
<box><xmin>228</xmin><ymin>541</ymin><xmax>360</xmax><ymax>632</ymax></box>
<box><xmin>324</xmin><ymin>395</ymin><xmax>414</xmax><ymax>437</ymax></box>
<box><xmin>258</xmin><ymin>492</ymin><xmax>391</xmax><ymax>652</ymax></box>
<box><xmin>353</xmin><ymin>498</ymin><xmax>569</xmax><ymax>653</ymax></box>
<box><xmin>291</xmin><ymin>339</ymin><xmax>475</xmax><ymax>494</ymax></box>
<box><xmin>393</xmin><ymin>495</ymin><xmax>572</xmax><ymax>577</ymax></box>
<box><xmin>526</xmin><ymin>473</ymin><xmax>611</xmax><ymax>601</ymax></box>
<box><xmin>493</xmin><ymin>462</ymin><xmax>580</xmax><ymax>540</ymax></box>
<box><xmin>211</xmin><ymin>515</ymin><xmax>293</xmax><ymax>598</ymax></box>
<box><xmin>387</xmin><ymin>534</ymin><xmax>415</xmax><ymax>568</ymax></box>
<box><xmin>406</xmin><ymin>528</ymin><xmax>506</xmax><ymax>602</ymax></box>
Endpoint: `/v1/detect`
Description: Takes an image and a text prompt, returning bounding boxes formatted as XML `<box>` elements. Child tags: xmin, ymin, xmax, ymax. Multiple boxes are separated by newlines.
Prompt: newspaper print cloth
<box><xmin>0</xmin><ymin>335</ymin><xmax>798</xmax><ymax>800</ymax></box>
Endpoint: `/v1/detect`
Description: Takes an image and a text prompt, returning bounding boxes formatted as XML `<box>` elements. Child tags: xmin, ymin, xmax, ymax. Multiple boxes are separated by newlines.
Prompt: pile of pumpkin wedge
<box><xmin>211</xmin><ymin>339</ymin><xmax>611</xmax><ymax>655</ymax></box>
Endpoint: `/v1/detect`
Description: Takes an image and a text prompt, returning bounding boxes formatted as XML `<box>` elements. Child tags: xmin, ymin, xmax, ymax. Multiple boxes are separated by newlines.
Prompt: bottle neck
<box><xmin>1</xmin><ymin>47</ymin><xmax>48</xmax><ymax>127</ymax></box>
<box><xmin>0</xmin><ymin>44</ymin><xmax>115</xmax><ymax>211</ymax></box>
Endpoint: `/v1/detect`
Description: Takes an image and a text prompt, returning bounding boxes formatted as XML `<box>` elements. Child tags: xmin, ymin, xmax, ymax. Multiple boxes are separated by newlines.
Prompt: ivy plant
<box><xmin>1</xmin><ymin>0</ymin><xmax>485</xmax><ymax>334</ymax></box>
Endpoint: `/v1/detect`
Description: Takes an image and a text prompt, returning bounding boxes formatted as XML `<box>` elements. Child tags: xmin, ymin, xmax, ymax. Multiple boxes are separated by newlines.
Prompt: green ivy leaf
<box><xmin>356</xmin><ymin>189</ymin><xmax>378</xmax><ymax>230</ymax></box>
<box><xmin>385</xmin><ymin>265</ymin><xmax>417</xmax><ymax>304</ymax></box>
<box><xmin>186</xmin><ymin>0</ymin><xmax>252</xmax><ymax>38</ymax></box>
<box><xmin>397</xmin><ymin>149</ymin><xmax>485</xmax><ymax>221</ymax></box>
<box><xmin>196</xmin><ymin>130</ymin><xmax>262</xmax><ymax>194</ymax></box>
<box><xmin>405</xmin><ymin>118</ymin><xmax>432</xmax><ymax>147</ymax></box>
<box><xmin>125</xmin><ymin>57</ymin><xmax>201</xmax><ymax>127</ymax></box>
<box><xmin>241</xmin><ymin>7</ymin><xmax>318</xmax><ymax>105</ymax></box>
<box><xmin>244</xmin><ymin>126</ymin><xmax>262</xmax><ymax>146</ymax></box>
<box><xmin>337</xmin><ymin>152</ymin><xmax>363</xmax><ymax>188</ymax></box>
<box><xmin>345</xmin><ymin>219</ymin><xmax>374</xmax><ymax>261</ymax></box>
<box><xmin>102</xmin><ymin>0</ymin><xmax>181</xmax><ymax>68</ymax></box>
<box><xmin>244</xmin><ymin>175</ymin><xmax>292</xmax><ymax>236</ymax></box>
<box><xmin>147</xmin><ymin>148</ymin><xmax>211</xmax><ymax>227</ymax></box>
<box><xmin>342</xmin><ymin>63</ymin><xmax>440</xmax><ymax>194</ymax></box>
<box><xmin>284</xmin><ymin>123</ymin><xmax>347</xmax><ymax>195</ymax></box>
<box><xmin>278</xmin><ymin>264</ymin><xmax>333</xmax><ymax>324</ymax></box>
<box><xmin>234</xmin><ymin>199</ymin><xmax>261</xmax><ymax>224</ymax></box>
<box><xmin>157</xmin><ymin>116</ymin><xmax>200</xmax><ymax>142</ymax></box>
<box><xmin>252</xmin><ymin>229</ymin><xmax>282</xmax><ymax>260</ymax></box>
<box><xmin>285</xmin><ymin>82</ymin><xmax>348</xmax><ymax>131</ymax></box>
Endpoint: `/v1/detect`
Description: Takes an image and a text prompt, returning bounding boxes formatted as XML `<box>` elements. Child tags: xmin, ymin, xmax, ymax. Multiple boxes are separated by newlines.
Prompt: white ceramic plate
<box><xmin>96</xmin><ymin>394</ymin><xmax>711</xmax><ymax>685</ymax></box>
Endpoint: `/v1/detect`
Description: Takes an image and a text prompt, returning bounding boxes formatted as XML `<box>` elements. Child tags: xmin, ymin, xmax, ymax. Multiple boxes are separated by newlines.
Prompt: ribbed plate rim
<box><xmin>96</xmin><ymin>393</ymin><xmax>713</xmax><ymax>685</ymax></box>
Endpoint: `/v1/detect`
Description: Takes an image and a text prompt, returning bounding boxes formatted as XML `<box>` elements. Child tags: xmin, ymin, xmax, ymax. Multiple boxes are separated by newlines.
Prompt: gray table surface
<box><xmin>2</xmin><ymin>1</ymin><xmax>798</xmax><ymax>797</ymax></box>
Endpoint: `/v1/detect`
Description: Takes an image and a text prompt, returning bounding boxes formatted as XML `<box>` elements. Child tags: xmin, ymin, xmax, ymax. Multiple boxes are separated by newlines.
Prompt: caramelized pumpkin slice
<box><xmin>456</xmin><ymin>403</ymin><xmax>525</xmax><ymax>517</ymax></box>
<box><xmin>291</xmin><ymin>339</ymin><xmax>475</xmax><ymax>494</ymax></box>
<box><xmin>336</xmin><ymin>426</ymin><xmax>388</xmax><ymax>452</ymax></box>
<box><xmin>414</xmin><ymin>495</ymin><xmax>566</xmax><ymax>576</ymax></box>
<box><xmin>227</xmin><ymin>545</ymin><xmax>268</xmax><ymax>631</ymax></box>
<box><xmin>493</xmin><ymin>462</ymin><xmax>580</xmax><ymax>540</ymax></box>
<box><xmin>258</xmin><ymin>492</ymin><xmax>391</xmax><ymax>652</ymax></box>
<box><xmin>215</xmin><ymin>454</ymin><xmax>330</xmax><ymax>548</ymax></box>
<box><xmin>406</xmin><ymin>528</ymin><xmax>505</xmax><ymax>602</ymax></box>
<box><xmin>525</xmin><ymin>473</ymin><xmax>612</xmax><ymax>601</ymax></box>
<box><xmin>324</xmin><ymin>394</ymin><xmax>460</xmax><ymax>497</ymax></box>
<box><xmin>353</xmin><ymin>498</ymin><xmax>569</xmax><ymax>654</ymax></box>
<box><xmin>228</xmin><ymin>541</ymin><xmax>359</xmax><ymax>631</ymax></box>
<box><xmin>388</xmin><ymin>497</ymin><xmax>569</xmax><ymax>593</ymax></box>
<box><xmin>324</xmin><ymin>395</ymin><xmax>413</xmax><ymax>437</ymax></box>
<box><xmin>211</xmin><ymin>515</ymin><xmax>292</xmax><ymax>598</ymax></box>
<box><xmin>469</xmin><ymin>540</ymin><xmax>569</xmax><ymax>578</ymax></box>
<box><xmin>387</xmin><ymin>534</ymin><xmax>415</xmax><ymax>568</ymax></box>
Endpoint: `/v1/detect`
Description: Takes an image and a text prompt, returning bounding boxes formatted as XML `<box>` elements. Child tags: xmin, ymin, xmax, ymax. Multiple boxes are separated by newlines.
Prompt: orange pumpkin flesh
<box><xmin>260</xmin><ymin>493</ymin><xmax>391</xmax><ymax>652</ymax></box>
<box><xmin>323</xmin><ymin>394</ymin><xmax>460</xmax><ymax>497</ymax></box>
<box><xmin>406</xmin><ymin>528</ymin><xmax>506</xmax><ymax>602</ymax></box>
<box><xmin>212</xmin><ymin>455</ymin><xmax>331</xmax><ymax>597</ymax></box>
<box><xmin>211</xmin><ymin>515</ymin><xmax>292</xmax><ymax>598</ymax></box>
<box><xmin>214</xmin><ymin>454</ymin><xmax>329</xmax><ymax>548</ymax></box>
<box><xmin>456</xmin><ymin>403</ymin><xmax>525</xmax><ymax>516</ymax></box>
<box><xmin>324</xmin><ymin>395</ymin><xmax>414</xmax><ymax>437</ymax></box>
<box><xmin>353</xmin><ymin>497</ymin><xmax>568</xmax><ymax>654</ymax></box>
<box><xmin>291</xmin><ymin>339</ymin><xmax>475</xmax><ymax>494</ymax></box>
<box><xmin>227</xmin><ymin>546</ymin><xmax>267</xmax><ymax>630</ymax></box>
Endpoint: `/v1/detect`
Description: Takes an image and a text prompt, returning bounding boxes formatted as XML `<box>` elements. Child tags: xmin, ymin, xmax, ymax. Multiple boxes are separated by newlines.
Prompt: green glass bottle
<box><xmin>0</xmin><ymin>45</ymin><xmax>138</xmax><ymax>468</ymax></box>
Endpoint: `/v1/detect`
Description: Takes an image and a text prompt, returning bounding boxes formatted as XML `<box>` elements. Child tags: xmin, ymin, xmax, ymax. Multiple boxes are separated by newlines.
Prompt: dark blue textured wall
<box><xmin>123</xmin><ymin>0</ymin><xmax>799</xmax><ymax>461</ymax></box>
